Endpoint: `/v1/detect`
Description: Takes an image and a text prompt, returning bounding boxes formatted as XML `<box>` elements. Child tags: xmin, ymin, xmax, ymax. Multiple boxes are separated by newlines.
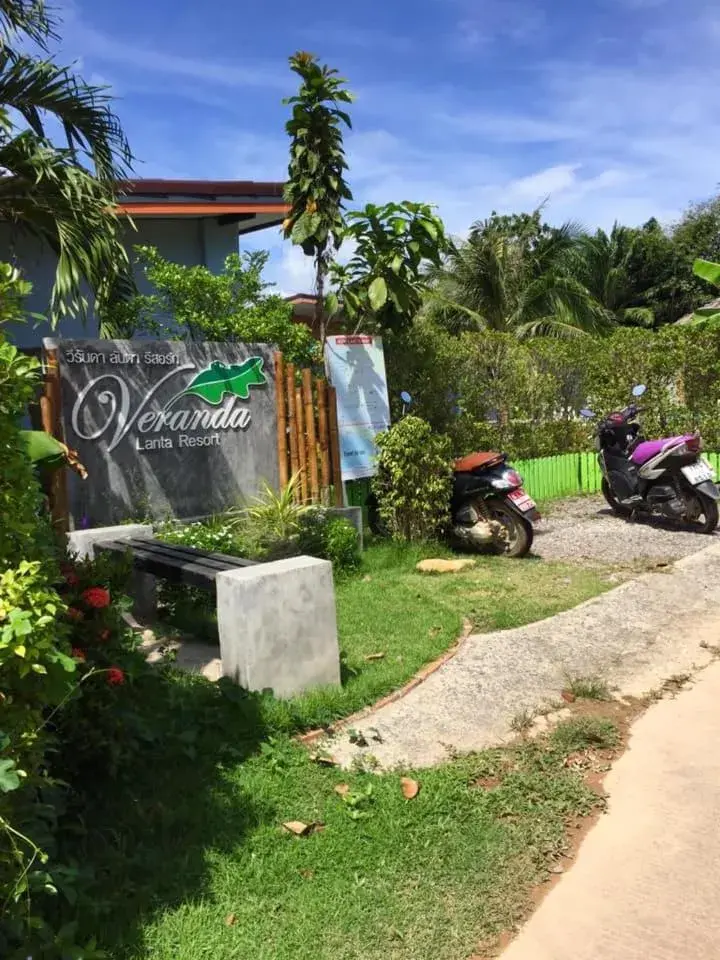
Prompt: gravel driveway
<box><xmin>533</xmin><ymin>495</ymin><xmax>720</xmax><ymax>564</ymax></box>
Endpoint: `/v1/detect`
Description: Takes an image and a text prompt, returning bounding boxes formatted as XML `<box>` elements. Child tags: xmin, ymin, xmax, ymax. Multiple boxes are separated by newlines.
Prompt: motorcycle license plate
<box><xmin>508</xmin><ymin>489</ymin><xmax>536</xmax><ymax>512</ymax></box>
<box><xmin>682</xmin><ymin>459</ymin><xmax>715</xmax><ymax>485</ymax></box>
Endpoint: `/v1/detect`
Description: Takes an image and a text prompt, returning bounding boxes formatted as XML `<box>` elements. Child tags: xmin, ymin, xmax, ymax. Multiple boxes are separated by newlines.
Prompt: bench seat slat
<box><xmin>94</xmin><ymin>537</ymin><xmax>254</xmax><ymax>589</ymax></box>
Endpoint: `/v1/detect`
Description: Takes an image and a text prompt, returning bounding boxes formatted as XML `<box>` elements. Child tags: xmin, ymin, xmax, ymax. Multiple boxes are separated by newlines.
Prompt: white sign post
<box><xmin>324</xmin><ymin>335</ymin><xmax>391</xmax><ymax>482</ymax></box>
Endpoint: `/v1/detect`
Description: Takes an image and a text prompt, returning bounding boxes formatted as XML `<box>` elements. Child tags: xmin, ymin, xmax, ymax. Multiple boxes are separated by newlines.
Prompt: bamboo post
<box><xmin>295</xmin><ymin>386</ymin><xmax>308</xmax><ymax>502</ymax></box>
<box><xmin>327</xmin><ymin>384</ymin><xmax>343</xmax><ymax>507</ymax></box>
<box><xmin>302</xmin><ymin>369</ymin><xmax>319</xmax><ymax>504</ymax></box>
<box><xmin>316</xmin><ymin>378</ymin><xmax>331</xmax><ymax>503</ymax></box>
<box><xmin>274</xmin><ymin>352</ymin><xmax>289</xmax><ymax>489</ymax></box>
<box><xmin>40</xmin><ymin>347</ymin><xmax>69</xmax><ymax>533</ymax></box>
<box><xmin>286</xmin><ymin>363</ymin><xmax>299</xmax><ymax>499</ymax></box>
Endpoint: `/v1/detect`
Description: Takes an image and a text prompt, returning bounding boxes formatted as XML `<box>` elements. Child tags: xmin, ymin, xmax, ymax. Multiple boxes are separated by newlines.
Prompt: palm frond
<box><xmin>0</xmin><ymin>130</ymin><xmax>134</xmax><ymax>322</ymax></box>
<box><xmin>0</xmin><ymin>52</ymin><xmax>132</xmax><ymax>179</ymax></box>
<box><xmin>0</xmin><ymin>1</ymin><xmax>54</xmax><ymax>50</ymax></box>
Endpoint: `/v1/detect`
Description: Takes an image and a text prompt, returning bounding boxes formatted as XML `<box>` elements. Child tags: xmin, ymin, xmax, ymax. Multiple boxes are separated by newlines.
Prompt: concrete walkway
<box><xmin>328</xmin><ymin>542</ymin><xmax>720</xmax><ymax>768</ymax></box>
<box><xmin>501</xmin><ymin>656</ymin><xmax>720</xmax><ymax>960</ymax></box>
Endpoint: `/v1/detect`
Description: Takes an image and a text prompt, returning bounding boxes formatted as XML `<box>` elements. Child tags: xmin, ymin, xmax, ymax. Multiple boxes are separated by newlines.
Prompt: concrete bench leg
<box><xmin>131</xmin><ymin>570</ymin><xmax>157</xmax><ymax>622</ymax></box>
<box><xmin>216</xmin><ymin>556</ymin><xmax>340</xmax><ymax>698</ymax></box>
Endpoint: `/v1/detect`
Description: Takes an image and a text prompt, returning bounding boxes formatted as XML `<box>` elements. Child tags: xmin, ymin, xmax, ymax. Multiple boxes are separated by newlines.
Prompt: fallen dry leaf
<box><xmin>282</xmin><ymin>820</ymin><xmax>312</xmax><ymax>836</ymax></box>
<box><xmin>400</xmin><ymin>777</ymin><xmax>420</xmax><ymax>800</ymax></box>
<box><xmin>299</xmin><ymin>868</ymin><xmax>314</xmax><ymax>879</ymax></box>
<box><xmin>282</xmin><ymin>820</ymin><xmax>324</xmax><ymax>837</ymax></box>
<box><xmin>561</xmin><ymin>690</ymin><xmax>576</xmax><ymax>703</ymax></box>
<box><xmin>225</xmin><ymin>913</ymin><xmax>237</xmax><ymax>927</ymax></box>
<box><xmin>334</xmin><ymin>783</ymin><xmax>350</xmax><ymax>797</ymax></box>
<box><xmin>364</xmin><ymin>651</ymin><xmax>386</xmax><ymax>662</ymax></box>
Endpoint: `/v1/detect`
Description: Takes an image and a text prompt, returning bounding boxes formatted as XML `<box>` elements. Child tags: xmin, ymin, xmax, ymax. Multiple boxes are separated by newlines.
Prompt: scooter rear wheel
<box><xmin>685</xmin><ymin>493</ymin><xmax>719</xmax><ymax>534</ymax></box>
<box><xmin>601</xmin><ymin>478</ymin><xmax>632</xmax><ymax>518</ymax></box>
<box><xmin>486</xmin><ymin>498</ymin><xmax>534</xmax><ymax>558</ymax></box>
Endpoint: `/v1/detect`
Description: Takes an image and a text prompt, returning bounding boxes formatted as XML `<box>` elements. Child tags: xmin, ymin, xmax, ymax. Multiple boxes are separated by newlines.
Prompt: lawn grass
<box><xmin>64</xmin><ymin>541</ymin><xmax>626</xmax><ymax>958</ymax></box>
<box><xmin>71</xmin><ymin>699</ymin><xmax>610</xmax><ymax>960</ymax></box>
<box><xmin>258</xmin><ymin>542</ymin><xmax>621</xmax><ymax>732</ymax></box>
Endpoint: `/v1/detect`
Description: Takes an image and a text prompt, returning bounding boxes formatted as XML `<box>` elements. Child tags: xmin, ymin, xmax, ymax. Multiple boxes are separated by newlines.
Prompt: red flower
<box><xmin>71</xmin><ymin>647</ymin><xmax>86</xmax><ymax>661</ymax></box>
<box><xmin>66</xmin><ymin>607</ymin><xmax>84</xmax><ymax>622</ymax></box>
<box><xmin>106</xmin><ymin>667</ymin><xmax>125</xmax><ymax>686</ymax></box>
<box><xmin>99</xmin><ymin>629</ymin><xmax>111</xmax><ymax>642</ymax></box>
<box><xmin>81</xmin><ymin>587</ymin><xmax>111</xmax><ymax>610</ymax></box>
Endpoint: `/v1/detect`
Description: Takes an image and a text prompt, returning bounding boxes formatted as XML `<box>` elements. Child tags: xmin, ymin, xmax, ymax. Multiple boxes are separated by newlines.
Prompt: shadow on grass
<box><xmin>51</xmin><ymin>661</ymin><xmax>271</xmax><ymax>957</ymax></box>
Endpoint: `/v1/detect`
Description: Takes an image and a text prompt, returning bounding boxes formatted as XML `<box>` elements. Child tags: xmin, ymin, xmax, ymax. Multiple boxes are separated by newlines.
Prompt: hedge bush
<box><xmin>373</xmin><ymin>416</ymin><xmax>453</xmax><ymax>541</ymax></box>
<box><xmin>385</xmin><ymin>321</ymin><xmax>720</xmax><ymax>459</ymax></box>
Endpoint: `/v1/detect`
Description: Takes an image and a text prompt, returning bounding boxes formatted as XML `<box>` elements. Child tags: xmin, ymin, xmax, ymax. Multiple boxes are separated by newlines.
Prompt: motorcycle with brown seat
<box><xmin>450</xmin><ymin>450</ymin><xmax>539</xmax><ymax>557</ymax></box>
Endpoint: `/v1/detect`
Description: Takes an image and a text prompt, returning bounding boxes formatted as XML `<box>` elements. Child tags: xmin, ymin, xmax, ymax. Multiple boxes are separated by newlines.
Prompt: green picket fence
<box><xmin>515</xmin><ymin>452</ymin><xmax>602</xmax><ymax>502</ymax></box>
<box><xmin>346</xmin><ymin>450</ymin><xmax>720</xmax><ymax>512</ymax></box>
<box><xmin>516</xmin><ymin>450</ymin><xmax>720</xmax><ymax>503</ymax></box>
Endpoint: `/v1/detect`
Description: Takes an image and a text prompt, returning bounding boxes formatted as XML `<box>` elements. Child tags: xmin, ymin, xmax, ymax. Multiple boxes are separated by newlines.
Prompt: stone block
<box><xmin>216</xmin><ymin>555</ymin><xmax>340</xmax><ymax>698</ymax></box>
<box><xmin>327</xmin><ymin>506</ymin><xmax>364</xmax><ymax>550</ymax></box>
<box><xmin>66</xmin><ymin>523</ymin><xmax>154</xmax><ymax>560</ymax></box>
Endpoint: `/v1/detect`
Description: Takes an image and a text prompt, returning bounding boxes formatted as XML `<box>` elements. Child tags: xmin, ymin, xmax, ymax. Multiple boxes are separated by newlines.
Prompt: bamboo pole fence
<box><xmin>274</xmin><ymin>351</ymin><xmax>342</xmax><ymax>505</ymax></box>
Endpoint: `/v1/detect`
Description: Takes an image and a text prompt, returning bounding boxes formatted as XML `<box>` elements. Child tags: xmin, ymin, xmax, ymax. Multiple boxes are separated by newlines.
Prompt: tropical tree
<box><xmin>428</xmin><ymin>209</ymin><xmax>608</xmax><ymax>338</ymax></box>
<box><xmin>575</xmin><ymin>219</ymin><xmax>690</xmax><ymax>328</ymax></box>
<box><xmin>328</xmin><ymin>201</ymin><xmax>450</xmax><ymax>334</ymax></box>
<box><xmin>282</xmin><ymin>51</ymin><xmax>353</xmax><ymax>344</ymax></box>
<box><xmin>0</xmin><ymin>0</ymin><xmax>134</xmax><ymax>325</ymax></box>
<box><xmin>102</xmin><ymin>245</ymin><xmax>318</xmax><ymax>367</ymax></box>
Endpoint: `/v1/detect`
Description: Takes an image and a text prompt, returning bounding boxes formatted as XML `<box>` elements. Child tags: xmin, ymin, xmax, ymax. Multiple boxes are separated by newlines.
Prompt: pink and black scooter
<box><xmin>582</xmin><ymin>385</ymin><xmax>720</xmax><ymax>534</ymax></box>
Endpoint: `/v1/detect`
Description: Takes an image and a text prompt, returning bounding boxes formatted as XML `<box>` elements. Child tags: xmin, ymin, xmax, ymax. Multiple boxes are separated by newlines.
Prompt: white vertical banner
<box><xmin>324</xmin><ymin>335</ymin><xmax>391</xmax><ymax>481</ymax></box>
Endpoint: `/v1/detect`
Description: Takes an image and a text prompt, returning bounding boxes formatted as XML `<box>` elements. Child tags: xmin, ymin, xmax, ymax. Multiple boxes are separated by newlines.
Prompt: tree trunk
<box><xmin>314</xmin><ymin>246</ymin><xmax>327</xmax><ymax>350</ymax></box>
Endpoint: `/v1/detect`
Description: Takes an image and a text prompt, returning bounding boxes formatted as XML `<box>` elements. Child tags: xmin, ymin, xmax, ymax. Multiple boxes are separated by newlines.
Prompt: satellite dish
<box><xmin>400</xmin><ymin>391</ymin><xmax>412</xmax><ymax>404</ymax></box>
<box><xmin>580</xmin><ymin>408</ymin><xmax>594</xmax><ymax>419</ymax></box>
<box><xmin>632</xmin><ymin>384</ymin><xmax>646</xmax><ymax>397</ymax></box>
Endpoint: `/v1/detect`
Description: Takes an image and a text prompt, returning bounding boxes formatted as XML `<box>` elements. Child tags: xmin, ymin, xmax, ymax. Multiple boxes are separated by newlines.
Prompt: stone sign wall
<box><xmin>52</xmin><ymin>338</ymin><xmax>279</xmax><ymax>528</ymax></box>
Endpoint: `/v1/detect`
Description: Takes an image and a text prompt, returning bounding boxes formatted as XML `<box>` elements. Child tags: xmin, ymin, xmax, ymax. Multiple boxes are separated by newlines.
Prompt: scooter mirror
<box><xmin>400</xmin><ymin>391</ymin><xmax>412</xmax><ymax>404</ymax></box>
<box><xmin>580</xmin><ymin>408</ymin><xmax>594</xmax><ymax>419</ymax></box>
<box><xmin>632</xmin><ymin>384</ymin><xmax>647</xmax><ymax>397</ymax></box>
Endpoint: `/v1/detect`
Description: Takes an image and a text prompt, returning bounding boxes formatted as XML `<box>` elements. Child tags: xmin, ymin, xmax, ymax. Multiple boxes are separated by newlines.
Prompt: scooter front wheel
<box><xmin>486</xmin><ymin>498</ymin><xmax>534</xmax><ymax>558</ymax></box>
<box><xmin>601</xmin><ymin>478</ymin><xmax>632</xmax><ymax>518</ymax></box>
<box><xmin>685</xmin><ymin>492</ymin><xmax>719</xmax><ymax>534</ymax></box>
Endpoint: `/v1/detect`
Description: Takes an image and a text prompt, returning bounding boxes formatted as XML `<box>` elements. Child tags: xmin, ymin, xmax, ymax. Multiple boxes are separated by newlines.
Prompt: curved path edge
<box><xmin>324</xmin><ymin>542</ymin><xmax>720</xmax><ymax>768</ymax></box>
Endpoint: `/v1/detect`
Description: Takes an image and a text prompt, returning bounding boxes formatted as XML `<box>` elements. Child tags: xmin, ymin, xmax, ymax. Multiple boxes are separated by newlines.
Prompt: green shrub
<box><xmin>373</xmin><ymin>416</ymin><xmax>453</xmax><ymax>541</ymax></box>
<box><xmin>297</xmin><ymin>509</ymin><xmax>361</xmax><ymax>574</ymax></box>
<box><xmin>324</xmin><ymin>517</ymin><xmax>361</xmax><ymax>573</ymax></box>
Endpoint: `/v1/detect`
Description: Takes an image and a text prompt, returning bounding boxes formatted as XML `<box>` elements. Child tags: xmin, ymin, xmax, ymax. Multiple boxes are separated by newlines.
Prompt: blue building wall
<box><xmin>0</xmin><ymin>216</ymin><xmax>240</xmax><ymax>348</ymax></box>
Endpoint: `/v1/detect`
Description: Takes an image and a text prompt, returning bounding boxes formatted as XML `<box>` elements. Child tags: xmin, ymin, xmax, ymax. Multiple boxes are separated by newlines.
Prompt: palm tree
<box><xmin>574</xmin><ymin>221</ymin><xmax>682</xmax><ymax>328</ymax></box>
<box><xmin>0</xmin><ymin>1</ymin><xmax>134</xmax><ymax>326</ymax></box>
<box><xmin>428</xmin><ymin>209</ymin><xmax>610</xmax><ymax>338</ymax></box>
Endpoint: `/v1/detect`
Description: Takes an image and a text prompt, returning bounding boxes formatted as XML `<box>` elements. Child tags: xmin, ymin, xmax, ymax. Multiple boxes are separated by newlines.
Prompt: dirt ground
<box><xmin>533</xmin><ymin>494</ymin><xmax>720</xmax><ymax>564</ymax></box>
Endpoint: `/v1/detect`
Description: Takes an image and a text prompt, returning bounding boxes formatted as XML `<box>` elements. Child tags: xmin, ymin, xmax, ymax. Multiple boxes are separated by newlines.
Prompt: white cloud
<box><xmin>56</xmin><ymin>6</ymin><xmax>288</xmax><ymax>92</ymax></box>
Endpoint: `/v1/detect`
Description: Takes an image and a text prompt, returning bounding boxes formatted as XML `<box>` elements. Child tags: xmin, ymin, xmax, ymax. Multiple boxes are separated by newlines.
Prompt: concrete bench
<box><xmin>69</xmin><ymin>525</ymin><xmax>341</xmax><ymax>698</ymax></box>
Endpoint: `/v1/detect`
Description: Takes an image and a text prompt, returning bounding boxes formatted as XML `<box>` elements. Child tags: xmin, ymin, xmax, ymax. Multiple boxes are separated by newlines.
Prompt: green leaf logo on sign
<box><xmin>165</xmin><ymin>357</ymin><xmax>267</xmax><ymax>409</ymax></box>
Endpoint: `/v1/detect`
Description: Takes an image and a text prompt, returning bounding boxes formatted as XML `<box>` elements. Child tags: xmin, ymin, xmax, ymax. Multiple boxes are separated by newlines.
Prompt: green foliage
<box><xmin>233</xmin><ymin>472</ymin><xmax>311</xmax><ymax>548</ymax></box>
<box><xmin>688</xmin><ymin>258</ymin><xmax>720</xmax><ymax>328</ymax></box>
<box><xmin>373</xmin><ymin>416</ymin><xmax>453</xmax><ymax>541</ymax></box>
<box><xmin>0</xmin><ymin>561</ymin><xmax>77</xmax><ymax>957</ymax></box>
<box><xmin>575</xmin><ymin>219</ymin><xmax>691</xmax><ymax>328</ymax></box>
<box><xmin>283</xmin><ymin>51</ymin><xmax>353</xmax><ymax>339</ymax></box>
<box><xmin>104</xmin><ymin>246</ymin><xmax>318</xmax><ymax>366</ymax></box>
<box><xmin>0</xmin><ymin>322</ymin><xmax>50</xmax><ymax>569</ymax></box>
<box><xmin>387</xmin><ymin>320</ymin><xmax>720</xmax><ymax>460</ymax></box>
<box><xmin>0</xmin><ymin>2</ymin><xmax>135</xmax><ymax>323</ymax></box>
<box><xmin>297</xmin><ymin>509</ymin><xmax>361</xmax><ymax>574</ymax></box>
<box><xmin>329</xmin><ymin>201</ymin><xmax>450</xmax><ymax>334</ymax></box>
<box><xmin>428</xmin><ymin>209</ymin><xmax>609</xmax><ymax>339</ymax></box>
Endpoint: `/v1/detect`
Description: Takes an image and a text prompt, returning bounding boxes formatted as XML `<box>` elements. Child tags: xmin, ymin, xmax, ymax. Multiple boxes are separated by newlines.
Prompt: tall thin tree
<box><xmin>282</xmin><ymin>51</ymin><xmax>353</xmax><ymax>345</ymax></box>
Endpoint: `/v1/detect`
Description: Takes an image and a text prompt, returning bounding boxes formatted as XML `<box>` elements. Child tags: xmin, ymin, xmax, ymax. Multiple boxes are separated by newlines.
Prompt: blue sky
<box><xmin>54</xmin><ymin>0</ymin><xmax>720</xmax><ymax>293</ymax></box>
